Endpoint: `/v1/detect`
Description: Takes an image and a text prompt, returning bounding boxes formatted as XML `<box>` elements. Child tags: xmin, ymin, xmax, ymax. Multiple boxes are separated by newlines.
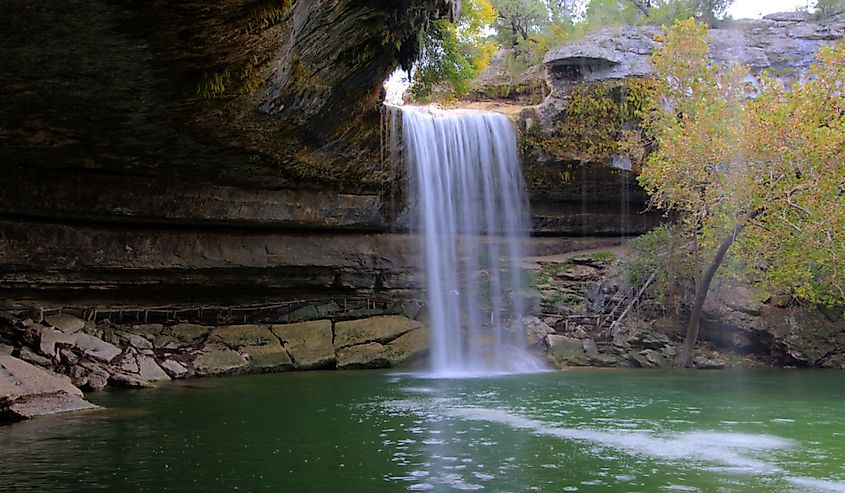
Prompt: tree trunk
<box><xmin>682</xmin><ymin>209</ymin><xmax>762</xmax><ymax>367</ymax></box>
<box><xmin>627</xmin><ymin>0</ymin><xmax>651</xmax><ymax>16</ymax></box>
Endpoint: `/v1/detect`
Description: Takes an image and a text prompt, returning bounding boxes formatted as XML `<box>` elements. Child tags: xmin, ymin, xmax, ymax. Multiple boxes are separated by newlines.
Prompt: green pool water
<box><xmin>1</xmin><ymin>369</ymin><xmax>844</xmax><ymax>492</ymax></box>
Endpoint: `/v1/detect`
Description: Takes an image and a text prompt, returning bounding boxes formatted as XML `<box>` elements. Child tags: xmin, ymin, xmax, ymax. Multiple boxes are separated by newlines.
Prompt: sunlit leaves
<box><xmin>410</xmin><ymin>0</ymin><xmax>497</xmax><ymax>100</ymax></box>
<box><xmin>639</xmin><ymin>19</ymin><xmax>845</xmax><ymax>307</ymax></box>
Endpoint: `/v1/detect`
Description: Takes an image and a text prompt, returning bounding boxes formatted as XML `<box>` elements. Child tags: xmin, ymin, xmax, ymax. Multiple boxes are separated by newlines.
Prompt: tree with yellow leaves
<box><xmin>638</xmin><ymin>19</ymin><xmax>845</xmax><ymax>367</ymax></box>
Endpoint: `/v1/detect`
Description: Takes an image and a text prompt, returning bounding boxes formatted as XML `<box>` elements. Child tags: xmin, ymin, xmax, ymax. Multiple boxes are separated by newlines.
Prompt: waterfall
<box><xmin>391</xmin><ymin>105</ymin><xmax>544</xmax><ymax>376</ymax></box>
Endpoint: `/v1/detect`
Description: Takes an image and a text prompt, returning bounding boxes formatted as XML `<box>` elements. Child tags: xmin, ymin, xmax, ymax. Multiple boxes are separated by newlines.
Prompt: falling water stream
<box><xmin>391</xmin><ymin>105</ymin><xmax>543</xmax><ymax>376</ymax></box>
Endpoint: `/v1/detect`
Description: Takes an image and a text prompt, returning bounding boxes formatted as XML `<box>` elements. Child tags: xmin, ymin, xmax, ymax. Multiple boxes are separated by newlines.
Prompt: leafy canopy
<box><xmin>409</xmin><ymin>0</ymin><xmax>497</xmax><ymax>100</ymax></box>
<box><xmin>637</xmin><ymin>18</ymin><xmax>845</xmax><ymax>306</ymax></box>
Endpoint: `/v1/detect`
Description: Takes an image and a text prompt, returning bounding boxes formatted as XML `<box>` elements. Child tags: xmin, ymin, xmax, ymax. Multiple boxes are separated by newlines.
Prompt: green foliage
<box><xmin>535</xmin><ymin>261</ymin><xmax>574</xmax><ymax>285</ymax></box>
<box><xmin>627</xmin><ymin>225</ymin><xmax>697</xmax><ymax>312</ymax></box>
<box><xmin>591</xmin><ymin>251</ymin><xmax>617</xmax><ymax>262</ymax></box>
<box><xmin>638</xmin><ymin>19</ymin><xmax>845</xmax><ymax>307</ymax></box>
<box><xmin>815</xmin><ymin>0</ymin><xmax>845</xmax><ymax>18</ymax></box>
<box><xmin>533</xmin><ymin>77</ymin><xmax>656</xmax><ymax>161</ymax></box>
<box><xmin>583</xmin><ymin>0</ymin><xmax>733</xmax><ymax>29</ymax></box>
<box><xmin>491</xmin><ymin>0</ymin><xmax>551</xmax><ymax>47</ymax></box>
<box><xmin>409</xmin><ymin>0</ymin><xmax>496</xmax><ymax>100</ymax></box>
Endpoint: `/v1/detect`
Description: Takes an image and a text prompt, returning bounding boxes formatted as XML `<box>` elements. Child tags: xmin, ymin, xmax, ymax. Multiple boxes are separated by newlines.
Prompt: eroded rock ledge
<box><xmin>1</xmin><ymin>0</ymin><xmax>457</xmax><ymax>191</ymax></box>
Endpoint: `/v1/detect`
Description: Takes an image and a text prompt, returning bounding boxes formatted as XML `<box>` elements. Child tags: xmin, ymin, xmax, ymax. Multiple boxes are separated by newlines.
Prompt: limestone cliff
<box><xmin>1</xmin><ymin>0</ymin><xmax>458</xmax><ymax>304</ymax></box>
<box><xmin>515</xmin><ymin>12</ymin><xmax>845</xmax><ymax>236</ymax></box>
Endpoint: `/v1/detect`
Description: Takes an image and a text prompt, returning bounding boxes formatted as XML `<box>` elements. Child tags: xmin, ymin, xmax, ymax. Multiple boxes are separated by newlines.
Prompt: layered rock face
<box><xmin>700</xmin><ymin>282</ymin><xmax>845</xmax><ymax>369</ymax></box>
<box><xmin>1</xmin><ymin>310</ymin><xmax>431</xmax><ymax>414</ymax></box>
<box><xmin>518</xmin><ymin>12</ymin><xmax>845</xmax><ymax>236</ymax></box>
<box><xmin>1</xmin><ymin>0</ymin><xmax>457</xmax><ymax>303</ymax></box>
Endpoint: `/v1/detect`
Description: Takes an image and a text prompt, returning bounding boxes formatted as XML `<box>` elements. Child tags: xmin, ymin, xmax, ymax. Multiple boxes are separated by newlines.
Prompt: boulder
<box><xmin>37</xmin><ymin>326</ymin><xmax>75</xmax><ymax>359</ymax></box>
<box><xmin>1</xmin><ymin>355</ymin><xmax>98</xmax><ymax>420</ymax></box>
<box><xmin>85</xmin><ymin>370</ymin><xmax>109</xmax><ymax>391</ymax></box>
<box><xmin>162</xmin><ymin>323</ymin><xmax>209</xmax><ymax>344</ymax></box>
<box><xmin>701</xmin><ymin>280</ymin><xmax>845</xmax><ymax>366</ymax></box>
<box><xmin>336</xmin><ymin>343</ymin><xmax>390</xmax><ymax>370</ymax></box>
<box><xmin>71</xmin><ymin>333</ymin><xmax>121</xmax><ymax>363</ymax></box>
<box><xmin>241</xmin><ymin>345</ymin><xmax>294</xmax><ymax>372</ymax></box>
<box><xmin>693</xmin><ymin>355</ymin><xmax>727</xmax><ymax>370</ymax></box>
<box><xmin>37</xmin><ymin>326</ymin><xmax>121</xmax><ymax>363</ymax></box>
<box><xmin>130</xmin><ymin>323</ymin><xmax>164</xmax><ymax>340</ymax></box>
<box><xmin>209</xmin><ymin>325</ymin><xmax>277</xmax><ymax>348</ymax></box>
<box><xmin>385</xmin><ymin>327</ymin><xmax>430</xmax><ymax>367</ymax></box>
<box><xmin>136</xmin><ymin>354</ymin><xmax>171</xmax><ymax>381</ymax></box>
<box><xmin>546</xmin><ymin>335</ymin><xmax>589</xmax><ymax>367</ymax></box>
<box><xmin>271</xmin><ymin>320</ymin><xmax>336</xmax><ymax>370</ymax></box>
<box><xmin>44</xmin><ymin>314</ymin><xmax>86</xmax><ymax>334</ymax></box>
<box><xmin>589</xmin><ymin>352</ymin><xmax>621</xmax><ymax>367</ymax></box>
<box><xmin>582</xmin><ymin>338</ymin><xmax>599</xmax><ymax>356</ymax></box>
<box><xmin>109</xmin><ymin>372</ymin><xmax>154</xmax><ymax>388</ymax></box>
<box><xmin>193</xmin><ymin>346</ymin><xmax>248</xmax><ymax>376</ymax></box>
<box><xmin>18</xmin><ymin>347</ymin><xmax>52</xmax><ymax>367</ymax></box>
<box><xmin>77</xmin><ymin>361</ymin><xmax>111</xmax><ymax>391</ymax></box>
<box><xmin>160</xmin><ymin>359</ymin><xmax>190</xmax><ymax>378</ymax></box>
<box><xmin>334</xmin><ymin>316</ymin><xmax>423</xmax><ymax>349</ymax></box>
<box><xmin>517</xmin><ymin>316</ymin><xmax>556</xmax><ymax>347</ymax></box>
<box><xmin>118</xmin><ymin>331</ymin><xmax>153</xmax><ymax>350</ymax></box>
<box><xmin>118</xmin><ymin>351</ymin><xmax>140</xmax><ymax>374</ymax></box>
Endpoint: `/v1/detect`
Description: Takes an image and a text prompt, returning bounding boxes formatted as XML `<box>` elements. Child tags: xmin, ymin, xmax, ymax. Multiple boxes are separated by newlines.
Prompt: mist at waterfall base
<box><xmin>392</xmin><ymin>105</ymin><xmax>544</xmax><ymax>376</ymax></box>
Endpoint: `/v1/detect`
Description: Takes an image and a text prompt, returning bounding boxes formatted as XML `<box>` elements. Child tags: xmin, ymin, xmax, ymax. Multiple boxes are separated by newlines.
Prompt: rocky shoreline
<box><xmin>528</xmin><ymin>250</ymin><xmax>845</xmax><ymax>371</ymax></box>
<box><xmin>4</xmin><ymin>248</ymin><xmax>843</xmax><ymax>423</ymax></box>
<box><xmin>0</xmin><ymin>306</ymin><xmax>432</xmax><ymax>422</ymax></box>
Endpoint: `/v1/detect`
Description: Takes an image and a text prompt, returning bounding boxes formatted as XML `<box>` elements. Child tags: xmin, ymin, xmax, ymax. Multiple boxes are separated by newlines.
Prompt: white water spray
<box><xmin>390</xmin><ymin>105</ymin><xmax>544</xmax><ymax>376</ymax></box>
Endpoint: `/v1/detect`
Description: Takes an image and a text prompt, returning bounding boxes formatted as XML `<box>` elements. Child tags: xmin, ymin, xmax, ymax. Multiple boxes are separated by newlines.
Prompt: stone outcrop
<box><xmin>1</xmin><ymin>355</ymin><xmax>98</xmax><ymax>421</ymax></box>
<box><xmin>272</xmin><ymin>321</ymin><xmax>335</xmax><ymax>370</ymax></box>
<box><xmin>333</xmin><ymin>315</ymin><xmax>429</xmax><ymax>369</ymax></box>
<box><xmin>538</xmin><ymin>12</ymin><xmax>845</xmax><ymax>129</ymax></box>
<box><xmin>468</xmin><ymin>48</ymin><xmax>548</xmax><ymax>104</ymax></box>
<box><xmin>528</xmin><ymin>248</ymin><xmax>844</xmax><ymax>370</ymax></box>
<box><xmin>514</xmin><ymin>13</ymin><xmax>845</xmax><ymax>236</ymax></box>
<box><xmin>0</xmin><ymin>0</ymin><xmax>456</xmax><ymax>300</ymax></box>
<box><xmin>334</xmin><ymin>316</ymin><xmax>424</xmax><ymax>349</ymax></box>
<box><xmin>0</xmin><ymin>308</ymin><xmax>433</xmax><ymax>421</ymax></box>
<box><xmin>700</xmin><ymin>281</ymin><xmax>845</xmax><ymax>368</ymax></box>
<box><xmin>1</xmin><ymin>0</ymin><xmax>457</xmax><ymax>191</ymax></box>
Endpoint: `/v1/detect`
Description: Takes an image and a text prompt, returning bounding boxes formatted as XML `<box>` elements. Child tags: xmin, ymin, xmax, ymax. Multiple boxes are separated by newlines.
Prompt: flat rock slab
<box><xmin>44</xmin><ymin>314</ymin><xmax>86</xmax><ymax>334</ymax></box>
<box><xmin>163</xmin><ymin>324</ymin><xmax>209</xmax><ymax>343</ymax></box>
<box><xmin>1</xmin><ymin>355</ymin><xmax>98</xmax><ymax>421</ymax></box>
<box><xmin>72</xmin><ymin>333</ymin><xmax>121</xmax><ymax>363</ymax></box>
<box><xmin>334</xmin><ymin>316</ymin><xmax>423</xmax><ymax>349</ymax></box>
<box><xmin>385</xmin><ymin>327</ymin><xmax>430</xmax><ymax>367</ymax></box>
<box><xmin>160</xmin><ymin>359</ymin><xmax>190</xmax><ymax>378</ymax></box>
<box><xmin>136</xmin><ymin>354</ymin><xmax>171</xmax><ymax>382</ymax></box>
<box><xmin>241</xmin><ymin>345</ymin><xmax>294</xmax><ymax>372</ymax></box>
<box><xmin>209</xmin><ymin>325</ymin><xmax>277</xmax><ymax>348</ymax></box>
<box><xmin>194</xmin><ymin>347</ymin><xmax>247</xmax><ymax>376</ymax></box>
<box><xmin>546</xmin><ymin>334</ymin><xmax>588</xmax><ymax>367</ymax></box>
<box><xmin>336</xmin><ymin>342</ymin><xmax>390</xmax><ymax>370</ymax></box>
<box><xmin>1</xmin><ymin>354</ymin><xmax>83</xmax><ymax>400</ymax></box>
<box><xmin>272</xmin><ymin>320</ymin><xmax>336</xmax><ymax>370</ymax></box>
<box><xmin>118</xmin><ymin>331</ymin><xmax>154</xmax><ymax>350</ymax></box>
<box><xmin>37</xmin><ymin>328</ymin><xmax>121</xmax><ymax>363</ymax></box>
<box><xmin>2</xmin><ymin>391</ymin><xmax>99</xmax><ymax>420</ymax></box>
